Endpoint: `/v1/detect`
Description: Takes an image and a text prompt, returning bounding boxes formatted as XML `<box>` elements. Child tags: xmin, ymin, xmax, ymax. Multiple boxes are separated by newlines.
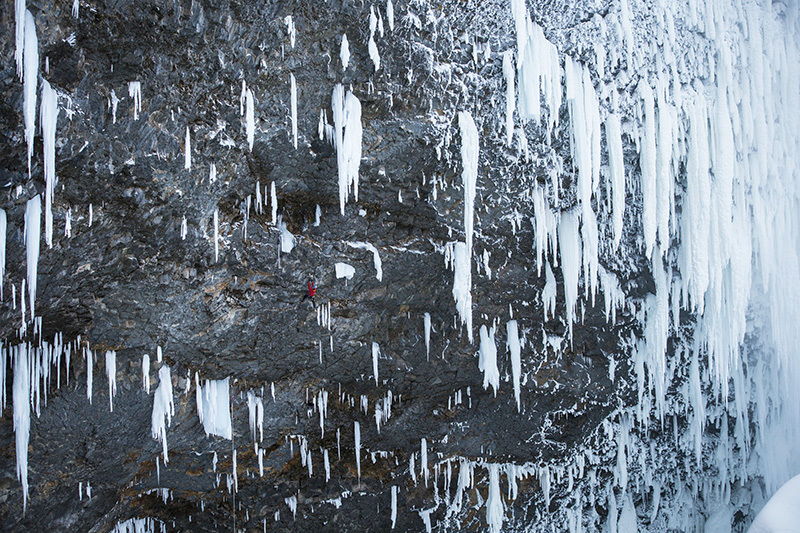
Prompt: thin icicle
<box><xmin>184</xmin><ymin>126</ymin><xmax>192</xmax><ymax>169</ymax></box>
<box><xmin>245</xmin><ymin>88</ymin><xmax>255</xmax><ymax>151</ymax></box>
<box><xmin>290</xmin><ymin>74</ymin><xmax>297</xmax><ymax>149</ymax></box>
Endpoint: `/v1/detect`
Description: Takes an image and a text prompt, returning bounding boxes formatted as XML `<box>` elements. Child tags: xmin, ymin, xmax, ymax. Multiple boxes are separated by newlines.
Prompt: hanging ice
<box><xmin>423</xmin><ymin>312</ymin><xmax>431</xmax><ymax>359</ymax></box>
<box><xmin>354</xmin><ymin>421</ymin><xmax>361</xmax><ymax>482</ymax></box>
<box><xmin>23</xmin><ymin>10</ymin><xmax>38</xmax><ymax>175</ymax></box>
<box><xmin>340</xmin><ymin>35</ymin><xmax>350</xmax><ymax>70</ymax></box>
<box><xmin>279</xmin><ymin>218</ymin><xmax>295</xmax><ymax>253</ymax></box>
<box><xmin>485</xmin><ymin>464</ymin><xmax>504</xmax><ymax>533</ymax></box>
<box><xmin>558</xmin><ymin>209</ymin><xmax>581</xmax><ymax>341</ymax></box>
<box><xmin>386</xmin><ymin>0</ymin><xmax>394</xmax><ymax>32</ymax></box>
<box><xmin>105</xmin><ymin>351</ymin><xmax>117</xmax><ymax>412</ymax></box>
<box><xmin>290</xmin><ymin>74</ymin><xmax>297</xmax><ymax>149</ymax></box>
<box><xmin>15</xmin><ymin>0</ymin><xmax>25</xmax><ymax>77</ymax></box>
<box><xmin>372</xmin><ymin>342</ymin><xmax>380</xmax><ymax>386</ymax></box>
<box><xmin>128</xmin><ymin>81</ymin><xmax>141</xmax><ymax>120</ymax></box>
<box><xmin>151</xmin><ymin>365</ymin><xmax>174</xmax><ymax>462</ymax></box>
<box><xmin>332</xmin><ymin>85</ymin><xmax>363</xmax><ymax>215</ymax></box>
<box><xmin>196</xmin><ymin>377</ymin><xmax>232</xmax><ymax>439</ymax></box>
<box><xmin>142</xmin><ymin>353</ymin><xmax>150</xmax><ymax>393</ymax></box>
<box><xmin>184</xmin><ymin>126</ymin><xmax>191</xmax><ymax>169</ymax></box>
<box><xmin>41</xmin><ymin>80</ymin><xmax>59</xmax><ymax>248</ymax></box>
<box><xmin>451</xmin><ymin>242</ymin><xmax>473</xmax><ymax>342</ymax></box>
<box><xmin>213</xmin><ymin>208</ymin><xmax>219</xmax><ymax>262</ymax></box>
<box><xmin>506</xmin><ymin>320</ymin><xmax>521</xmax><ymax>412</ymax></box>
<box><xmin>478</xmin><ymin>324</ymin><xmax>499</xmax><ymax>395</ymax></box>
<box><xmin>0</xmin><ymin>209</ymin><xmax>6</xmax><ymax>299</ymax></box>
<box><xmin>245</xmin><ymin>88</ymin><xmax>255</xmax><ymax>151</ymax></box>
<box><xmin>502</xmin><ymin>51</ymin><xmax>515</xmax><ymax>148</ymax></box>
<box><xmin>511</xmin><ymin>0</ymin><xmax>561</xmax><ymax>136</ymax></box>
<box><xmin>24</xmin><ymin>195</ymin><xmax>40</xmax><ymax>322</ymax></box>
<box><xmin>604</xmin><ymin>113</ymin><xmax>625</xmax><ymax>250</ymax></box>
<box><xmin>13</xmin><ymin>343</ymin><xmax>30</xmax><ymax>511</ymax></box>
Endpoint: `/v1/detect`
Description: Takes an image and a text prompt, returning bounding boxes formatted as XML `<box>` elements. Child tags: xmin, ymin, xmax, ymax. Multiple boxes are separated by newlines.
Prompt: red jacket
<box><xmin>308</xmin><ymin>281</ymin><xmax>317</xmax><ymax>297</ymax></box>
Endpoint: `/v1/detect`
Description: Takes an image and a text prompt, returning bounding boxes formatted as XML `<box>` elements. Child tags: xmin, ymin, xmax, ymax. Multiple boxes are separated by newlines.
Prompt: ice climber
<box><xmin>301</xmin><ymin>277</ymin><xmax>317</xmax><ymax>309</ymax></box>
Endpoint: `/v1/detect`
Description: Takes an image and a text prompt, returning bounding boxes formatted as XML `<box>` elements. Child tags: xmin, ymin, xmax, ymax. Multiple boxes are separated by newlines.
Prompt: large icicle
<box><xmin>511</xmin><ymin>0</ymin><xmax>561</xmax><ymax>136</ymax></box>
<box><xmin>332</xmin><ymin>85</ymin><xmax>363</xmax><ymax>214</ymax></box>
<box><xmin>502</xmin><ymin>51</ymin><xmax>515</xmax><ymax>147</ymax></box>
<box><xmin>196</xmin><ymin>378</ymin><xmax>232</xmax><ymax>439</ymax></box>
<box><xmin>24</xmin><ymin>195</ymin><xmax>41</xmax><ymax>322</ymax></box>
<box><xmin>486</xmin><ymin>464</ymin><xmax>504</xmax><ymax>533</ymax></box>
<box><xmin>478</xmin><ymin>324</ymin><xmax>499</xmax><ymax>395</ymax></box>
<box><xmin>638</xmin><ymin>80</ymin><xmax>657</xmax><ymax>258</ymax></box>
<box><xmin>605</xmin><ymin>113</ymin><xmax>625</xmax><ymax>250</ymax></box>
<box><xmin>15</xmin><ymin>0</ymin><xmax>25</xmax><ymax>77</ymax></box>
<box><xmin>13</xmin><ymin>343</ymin><xmax>31</xmax><ymax>511</ymax></box>
<box><xmin>23</xmin><ymin>10</ymin><xmax>38</xmax><ymax>175</ymax></box>
<box><xmin>41</xmin><ymin>80</ymin><xmax>59</xmax><ymax>248</ymax></box>
<box><xmin>151</xmin><ymin>365</ymin><xmax>174</xmax><ymax>462</ymax></box>
<box><xmin>558</xmin><ymin>209</ymin><xmax>581</xmax><ymax>341</ymax></box>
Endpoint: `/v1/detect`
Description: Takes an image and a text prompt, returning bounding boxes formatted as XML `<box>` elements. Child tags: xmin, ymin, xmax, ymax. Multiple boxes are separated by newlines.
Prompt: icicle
<box><xmin>290</xmin><ymin>74</ymin><xmax>297</xmax><ymax>149</ymax></box>
<box><xmin>23</xmin><ymin>10</ymin><xmax>38</xmax><ymax>176</ymax></box>
<box><xmin>558</xmin><ymin>209</ymin><xmax>581</xmax><ymax>341</ymax></box>
<box><xmin>24</xmin><ymin>195</ymin><xmax>41</xmax><ymax>322</ymax></box>
<box><xmin>605</xmin><ymin>113</ymin><xmax>626</xmax><ymax>250</ymax></box>
<box><xmin>372</xmin><ymin>342</ymin><xmax>380</xmax><ymax>386</ymax></box>
<box><xmin>332</xmin><ymin>85</ymin><xmax>363</xmax><ymax>215</ymax></box>
<box><xmin>142</xmin><ymin>353</ymin><xmax>150</xmax><ymax>393</ymax></box>
<box><xmin>128</xmin><ymin>81</ymin><xmax>141</xmax><ymax>120</ymax></box>
<box><xmin>486</xmin><ymin>464</ymin><xmax>504</xmax><ymax>533</ymax></box>
<box><xmin>105</xmin><ymin>351</ymin><xmax>116</xmax><ymax>412</ymax></box>
<box><xmin>639</xmin><ymin>80</ymin><xmax>657</xmax><ymax>258</ymax></box>
<box><xmin>502</xmin><ymin>51</ymin><xmax>515</xmax><ymax>148</ymax></box>
<box><xmin>41</xmin><ymin>80</ymin><xmax>59</xmax><ymax>248</ymax></box>
<box><xmin>391</xmin><ymin>485</ymin><xmax>398</xmax><ymax>528</ymax></box>
<box><xmin>0</xmin><ymin>209</ymin><xmax>6</xmax><ymax>300</ymax></box>
<box><xmin>196</xmin><ymin>378</ymin><xmax>232</xmax><ymax>439</ymax></box>
<box><xmin>478</xmin><ymin>324</ymin><xmax>499</xmax><ymax>396</ymax></box>
<box><xmin>213</xmin><ymin>208</ymin><xmax>219</xmax><ymax>262</ymax></box>
<box><xmin>424</xmin><ymin>313</ymin><xmax>431</xmax><ymax>359</ymax></box>
<box><xmin>507</xmin><ymin>320</ymin><xmax>521</xmax><ymax>412</ymax></box>
<box><xmin>245</xmin><ymin>88</ymin><xmax>255</xmax><ymax>151</ymax></box>
<box><xmin>340</xmin><ymin>35</ymin><xmax>350</xmax><ymax>70</ymax></box>
<box><xmin>151</xmin><ymin>365</ymin><xmax>174</xmax><ymax>462</ymax></box>
<box><xmin>184</xmin><ymin>126</ymin><xmax>191</xmax><ymax>169</ymax></box>
<box><xmin>354</xmin><ymin>421</ymin><xmax>361</xmax><ymax>482</ymax></box>
<box><xmin>13</xmin><ymin>343</ymin><xmax>31</xmax><ymax>511</ymax></box>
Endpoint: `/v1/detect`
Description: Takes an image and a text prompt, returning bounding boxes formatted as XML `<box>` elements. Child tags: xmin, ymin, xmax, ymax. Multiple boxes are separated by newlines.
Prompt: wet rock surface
<box><xmin>0</xmin><ymin>0</ymin><xmax>643</xmax><ymax>531</ymax></box>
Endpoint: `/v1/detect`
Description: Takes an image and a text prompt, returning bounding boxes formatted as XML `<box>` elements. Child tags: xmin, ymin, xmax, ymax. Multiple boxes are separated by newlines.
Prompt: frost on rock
<box><xmin>151</xmin><ymin>365</ymin><xmax>174</xmax><ymax>462</ymax></box>
<box><xmin>196</xmin><ymin>377</ymin><xmax>232</xmax><ymax>439</ymax></box>
<box><xmin>332</xmin><ymin>85</ymin><xmax>363</xmax><ymax>215</ymax></box>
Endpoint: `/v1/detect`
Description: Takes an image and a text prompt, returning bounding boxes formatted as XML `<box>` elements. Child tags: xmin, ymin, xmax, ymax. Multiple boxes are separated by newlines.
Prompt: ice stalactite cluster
<box><xmin>333</xmin><ymin>84</ymin><xmax>363</xmax><ymax>215</ymax></box>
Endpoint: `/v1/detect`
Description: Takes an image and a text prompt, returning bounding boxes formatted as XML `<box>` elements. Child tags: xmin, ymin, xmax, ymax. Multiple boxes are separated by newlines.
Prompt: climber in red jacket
<box><xmin>301</xmin><ymin>277</ymin><xmax>317</xmax><ymax>309</ymax></box>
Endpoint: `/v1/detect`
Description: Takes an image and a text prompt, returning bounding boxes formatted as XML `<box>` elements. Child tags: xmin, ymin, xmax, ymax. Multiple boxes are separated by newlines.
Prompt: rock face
<box><xmin>1</xmin><ymin>0</ymin><xmax>799</xmax><ymax>531</ymax></box>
